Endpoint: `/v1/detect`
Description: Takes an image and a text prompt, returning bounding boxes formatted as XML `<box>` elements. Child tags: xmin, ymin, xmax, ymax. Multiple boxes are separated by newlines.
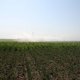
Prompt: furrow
<box><xmin>26</xmin><ymin>53</ymin><xmax>42</xmax><ymax>80</ymax></box>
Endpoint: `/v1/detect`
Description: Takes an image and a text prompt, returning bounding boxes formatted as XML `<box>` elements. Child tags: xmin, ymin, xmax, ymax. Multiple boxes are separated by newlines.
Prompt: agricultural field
<box><xmin>0</xmin><ymin>41</ymin><xmax>80</xmax><ymax>80</ymax></box>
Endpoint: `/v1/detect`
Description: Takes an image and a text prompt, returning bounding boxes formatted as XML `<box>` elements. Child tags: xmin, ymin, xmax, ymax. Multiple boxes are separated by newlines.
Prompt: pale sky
<box><xmin>0</xmin><ymin>0</ymin><xmax>80</xmax><ymax>41</ymax></box>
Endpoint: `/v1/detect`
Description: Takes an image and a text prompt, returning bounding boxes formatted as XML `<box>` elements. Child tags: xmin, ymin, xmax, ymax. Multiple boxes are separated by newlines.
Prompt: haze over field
<box><xmin>0</xmin><ymin>0</ymin><xmax>80</xmax><ymax>41</ymax></box>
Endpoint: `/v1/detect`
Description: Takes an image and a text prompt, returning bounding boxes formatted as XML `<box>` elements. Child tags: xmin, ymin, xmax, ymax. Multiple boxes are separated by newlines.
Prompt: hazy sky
<box><xmin>0</xmin><ymin>0</ymin><xmax>80</xmax><ymax>41</ymax></box>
